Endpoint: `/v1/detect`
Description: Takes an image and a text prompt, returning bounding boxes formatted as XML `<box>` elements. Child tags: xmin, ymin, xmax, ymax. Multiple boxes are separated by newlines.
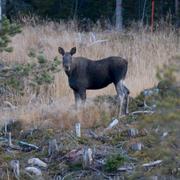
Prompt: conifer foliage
<box><xmin>0</xmin><ymin>17</ymin><xmax>61</xmax><ymax>96</ymax></box>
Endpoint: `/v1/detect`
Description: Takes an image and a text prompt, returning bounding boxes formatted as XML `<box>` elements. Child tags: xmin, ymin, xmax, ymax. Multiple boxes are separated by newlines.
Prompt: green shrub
<box><xmin>0</xmin><ymin>17</ymin><xmax>61</xmax><ymax>96</ymax></box>
<box><xmin>104</xmin><ymin>154</ymin><xmax>127</xmax><ymax>172</ymax></box>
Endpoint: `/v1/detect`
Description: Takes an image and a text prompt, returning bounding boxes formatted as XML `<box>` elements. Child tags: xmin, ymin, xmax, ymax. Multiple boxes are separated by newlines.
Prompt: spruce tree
<box><xmin>0</xmin><ymin>17</ymin><xmax>61</xmax><ymax>98</ymax></box>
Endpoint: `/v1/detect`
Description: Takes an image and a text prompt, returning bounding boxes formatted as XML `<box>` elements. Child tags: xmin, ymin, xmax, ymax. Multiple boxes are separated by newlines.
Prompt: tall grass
<box><xmin>0</xmin><ymin>19</ymin><xmax>179</xmax><ymax>129</ymax></box>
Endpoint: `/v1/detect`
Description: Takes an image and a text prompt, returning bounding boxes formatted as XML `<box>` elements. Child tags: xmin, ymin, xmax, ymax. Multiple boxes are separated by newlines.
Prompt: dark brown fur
<box><xmin>58</xmin><ymin>47</ymin><xmax>129</xmax><ymax>116</ymax></box>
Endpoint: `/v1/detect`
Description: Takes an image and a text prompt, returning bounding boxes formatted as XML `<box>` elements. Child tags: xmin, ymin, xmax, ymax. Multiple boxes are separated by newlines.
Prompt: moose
<box><xmin>58</xmin><ymin>47</ymin><xmax>129</xmax><ymax>116</ymax></box>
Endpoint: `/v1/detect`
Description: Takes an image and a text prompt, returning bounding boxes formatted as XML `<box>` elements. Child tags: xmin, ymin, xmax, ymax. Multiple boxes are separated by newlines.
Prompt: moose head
<box><xmin>58</xmin><ymin>47</ymin><xmax>76</xmax><ymax>72</ymax></box>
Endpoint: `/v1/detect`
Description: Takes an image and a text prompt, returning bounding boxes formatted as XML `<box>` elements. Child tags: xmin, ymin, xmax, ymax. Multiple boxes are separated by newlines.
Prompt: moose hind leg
<box><xmin>123</xmin><ymin>85</ymin><xmax>130</xmax><ymax>114</ymax></box>
<box><xmin>115</xmin><ymin>80</ymin><xmax>129</xmax><ymax>116</ymax></box>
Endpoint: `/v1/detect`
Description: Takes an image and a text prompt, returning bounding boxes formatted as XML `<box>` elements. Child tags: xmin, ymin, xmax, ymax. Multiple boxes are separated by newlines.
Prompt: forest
<box><xmin>0</xmin><ymin>0</ymin><xmax>179</xmax><ymax>180</ymax></box>
<box><xmin>2</xmin><ymin>0</ymin><xmax>180</xmax><ymax>27</ymax></box>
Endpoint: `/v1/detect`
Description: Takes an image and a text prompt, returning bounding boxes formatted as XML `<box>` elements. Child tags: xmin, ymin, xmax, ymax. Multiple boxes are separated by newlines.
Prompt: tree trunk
<box><xmin>175</xmin><ymin>0</ymin><xmax>180</xmax><ymax>47</ymax></box>
<box><xmin>0</xmin><ymin>0</ymin><xmax>6</xmax><ymax>22</ymax></box>
<box><xmin>151</xmin><ymin>0</ymin><xmax>155</xmax><ymax>32</ymax></box>
<box><xmin>141</xmin><ymin>0</ymin><xmax>148</xmax><ymax>25</ymax></box>
<box><xmin>116</xmin><ymin>0</ymin><xmax>123</xmax><ymax>31</ymax></box>
<box><xmin>159</xmin><ymin>0</ymin><xmax>164</xmax><ymax>19</ymax></box>
<box><xmin>73</xmin><ymin>0</ymin><xmax>78</xmax><ymax>20</ymax></box>
<box><xmin>2</xmin><ymin>0</ymin><xmax>6</xmax><ymax>15</ymax></box>
<box><xmin>175</xmin><ymin>0</ymin><xmax>180</xmax><ymax>27</ymax></box>
<box><xmin>0</xmin><ymin>0</ymin><xmax>2</xmax><ymax>30</ymax></box>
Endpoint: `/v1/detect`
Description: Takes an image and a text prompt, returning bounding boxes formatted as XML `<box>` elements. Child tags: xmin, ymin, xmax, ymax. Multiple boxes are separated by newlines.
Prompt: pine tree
<box><xmin>0</xmin><ymin>16</ymin><xmax>21</xmax><ymax>52</ymax></box>
<box><xmin>116</xmin><ymin>0</ymin><xmax>123</xmax><ymax>31</ymax></box>
<box><xmin>0</xmin><ymin>17</ymin><xmax>61</xmax><ymax>97</ymax></box>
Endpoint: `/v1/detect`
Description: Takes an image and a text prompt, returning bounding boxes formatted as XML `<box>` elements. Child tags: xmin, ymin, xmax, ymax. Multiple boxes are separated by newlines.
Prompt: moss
<box><xmin>94</xmin><ymin>95</ymin><xmax>117</xmax><ymax>105</ymax></box>
<box><xmin>100</xmin><ymin>111</ymin><xmax>111</xmax><ymax>126</ymax></box>
<box><xmin>110</xmin><ymin>132</ymin><xmax>127</xmax><ymax>145</ymax></box>
<box><xmin>48</xmin><ymin>162</ymin><xmax>69</xmax><ymax>177</ymax></box>
<box><xmin>69</xmin><ymin>162</ymin><xmax>83</xmax><ymax>171</ymax></box>
<box><xmin>104</xmin><ymin>154</ymin><xmax>127</xmax><ymax>172</ymax></box>
<box><xmin>131</xmin><ymin>150</ymin><xmax>151</xmax><ymax>162</ymax></box>
<box><xmin>142</xmin><ymin>133</ymin><xmax>160</xmax><ymax>148</ymax></box>
<box><xmin>126</xmin><ymin>114</ymin><xmax>138</xmax><ymax>123</ymax></box>
<box><xmin>2</xmin><ymin>155</ymin><xmax>14</xmax><ymax>162</ymax></box>
<box><xmin>131</xmin><ymin>93</ymin><xmax>144</xmax><ymax>109</ymax></box>
<box><xmin>77</xmin><ymin>137</ymin><xmax>90</xmax><ymax>145</ymax></box>
<box><xmin>44</xmin><ymin>128</ymin><xmax>56</xmax><ymax>140</ymax></box>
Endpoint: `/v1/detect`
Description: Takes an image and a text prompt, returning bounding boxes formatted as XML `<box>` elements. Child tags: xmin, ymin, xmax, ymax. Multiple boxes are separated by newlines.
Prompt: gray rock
<box><xmin>28</xmin><ymin>158</ymin><xmax>47</xmax><ymax>168</ymax></box>
<box><xmin>10</xmin><ymin>160</ymin><xmax>20</xmax><ymax>178</ymax></box>
<box><xmin>128</xmin><ymin>128</ymin><xmax>139</xmax><ymax>137</ymax></box>
<box><xmin>131</xmin><ymin>143</ymin><xmax>143</xmax><ymax>151</ymax></box>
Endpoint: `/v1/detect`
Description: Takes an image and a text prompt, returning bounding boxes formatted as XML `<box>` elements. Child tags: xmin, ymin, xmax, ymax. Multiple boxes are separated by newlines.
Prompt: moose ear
<box><xmin>58</xmin><ymin>47</ymin><xmax>65</xmax><ymax>56</ymax></box>
<box><xmin>70</xmin><ymin>47</ymin><xmax>76</xmax><ymax>56</ymax></box>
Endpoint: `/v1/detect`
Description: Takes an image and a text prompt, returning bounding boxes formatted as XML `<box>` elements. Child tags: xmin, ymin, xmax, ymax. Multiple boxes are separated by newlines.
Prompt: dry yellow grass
<box><xmin>0</xmin><ymin>21</ymin><xmax>179</xmax><ymax>129</ymax></box>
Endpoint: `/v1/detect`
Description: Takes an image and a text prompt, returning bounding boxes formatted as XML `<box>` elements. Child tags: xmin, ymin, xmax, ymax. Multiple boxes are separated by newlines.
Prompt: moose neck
<box><xmin>64</xmin><ymin>61</ymin><xmax>76</xmax><ymax>77</ymax></box>
<box><xmin>65</xmin><ymin>70</ymin><xmax>71</xmax><ymax>77</ymax></box>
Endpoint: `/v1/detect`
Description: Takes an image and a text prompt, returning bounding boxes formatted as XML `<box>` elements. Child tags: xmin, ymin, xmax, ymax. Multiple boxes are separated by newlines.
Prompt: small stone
<box><xmin>131</xmin><ymin>143</ymin><xmax>143</xmax><ymax>151</ymax></box>
<box><xmin>28</xmin><ymin>158</ymin><xmax>47</xmax><ymax>168</ymax></box>
<box><xmin>95</xmin><ymin>159</ymin><xmax>106</xmax><ymax>165</ymax></box>
<box><xmin>160</xmin><ymin>132</ymin><xmax>168</xmax><ymax>140</ymax></box>
<box><xmin>66</xmin><ymin>148</ymin><xmax>83</xmax><ymax>161</ymax></box>
<box><xmin>54</xmin><ymin>175</ymin><xmax>62</xmax><ymax>180</ymax></box>
<box><xmin>10</xmin><ymin>160</ymin><xmax>20</xmax><ymax>178</ymax></box>
<box><xmin>143</xmin><ymin>88</ymin><xmax>159</xmax><ymax>96</ymax></box>
<box><xmin>140</xmin><ymin>128</ymin><xmax>148</xmax><ymax>136</ymax></box>
<box><xmin>75</xmin><ymin>123</ymin><xmax>81</xmax><ymax>137</ymax></box>
<box><xmin>25</xmin><ymin>167</ymin><xmax>42</xmax><ymax>176</ymax></box>
<box><xmin>82</xmin><ymin>147</ymin><xmax>93</xmax><ymax>168</ymax></box>
<box><xmin>150</xmin><ymin>176</ymin><xmax>158</xmax><ymax>180</ymax></box>
<box><xmin>106</xmin><ymin>119</ymin><xmax>119</xmax><ymax>129</ymax></box>
<box><xmin>48</xmin><ymin>139</ymin><xmax>59</xmax><ymax>156</ymax></box>
<box><xmin>128</xmin><ymin>128</ymin><xmax>139</xmax><ymax>137</ymax></box>
<box><xmin>162</xmin><ymin>132</ymin><xmax>168</xmax><ymax>137</ymax></box>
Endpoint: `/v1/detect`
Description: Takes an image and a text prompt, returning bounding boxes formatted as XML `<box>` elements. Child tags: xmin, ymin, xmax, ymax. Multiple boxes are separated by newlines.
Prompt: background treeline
<box><xmin>4</xmin><ymin>0</ymin><xmax>179</xmax><ymax>27</ymax></box>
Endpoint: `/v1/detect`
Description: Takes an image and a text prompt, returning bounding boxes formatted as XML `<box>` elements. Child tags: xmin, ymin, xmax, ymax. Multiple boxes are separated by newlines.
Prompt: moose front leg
<box><xmin>79</xmin><ymin>90</ymin><xmax>86</xmax><ymax>105</ymax></box>
<box><xmin>73</xmin><ymin>89</ymin><xmax>86</xmax><ymax>110</ymax></box>
<box><xmin>115</xmin><ymin>80</ymin><xmax>129</xmax><ymax>117</ymax></box>
<box><xmin>73</xmin><ymin>90</ymin><xmax>81</xmax><ymax>110</ymax></box>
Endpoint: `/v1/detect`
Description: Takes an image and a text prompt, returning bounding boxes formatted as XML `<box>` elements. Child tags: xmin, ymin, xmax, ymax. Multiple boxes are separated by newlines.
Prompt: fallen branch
<box><xmin>18</xmin><ymin>141</ymin><xmax>39</xmax><ymax>151</ymax></box>
<box><xmin>62</xmin><ymin>172</ymin><xmax>74</xmax><ymax>180</ymax></box>
<box><xmin>90</xmin><ymin>167</ymin><xmax>112</xmax><ymax>180</ymax></box>
<box><xmin>142</xmin><ymin>160</ymin><xmax>162</xmax><ymax>168</ymax></box>
<box><xmin>4</xmin><ymin>101</ymin><xmax>16</xmax><ymax>109</ymax></box>
<box><xmin>88</xmin><ymin>130</ymin><xmax>108</xmax><ymax>143</ymax></box>
<box><xmin>8</xmin><ymin>132</ymin><xmax>12</xmax><ymax>146</ymax></box>
<box><xmin>0</xmin><ymin>137</ymin><xmax>8</xmax><ymax>143</ymax></box>
<box><xmin>88</xmin><ymin>40</ymin><xmax>108</xmax><ymax>47</ymax></box>
<box><xmin>118</xmin><ymin>166</ymin><xmax>134</xmax><ymax>171</ymax></box>
<box><xmin>130</xmin><ymin>110</ymin><xmax>155</xmax><ymax>115</ymax></box>
<box><xmin>88</xmin><ymin>130</ymin><xmax>99</xmax><ymax>139</ymax></box>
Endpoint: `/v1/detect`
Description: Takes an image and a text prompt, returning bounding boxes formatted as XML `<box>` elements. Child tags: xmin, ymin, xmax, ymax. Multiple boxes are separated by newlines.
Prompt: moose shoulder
<box><xmin>58</xmin><ymin>47</ymin><xmax>129</xmax><ymax>116</ymax></box>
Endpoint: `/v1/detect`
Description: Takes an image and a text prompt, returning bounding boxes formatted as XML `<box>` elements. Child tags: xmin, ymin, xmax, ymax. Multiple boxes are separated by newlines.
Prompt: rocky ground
<box><xmin>0</xmin><ymin>65</ymin><xmax>179</xmax><ymax>180</ymax></box>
